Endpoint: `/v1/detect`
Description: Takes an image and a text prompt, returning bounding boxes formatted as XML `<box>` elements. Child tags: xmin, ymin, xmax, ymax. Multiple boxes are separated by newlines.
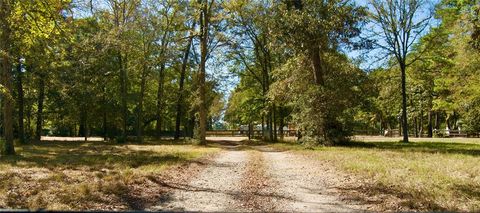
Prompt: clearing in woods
<box><xmin>149</xmin><ymin>137</ymin><xmax>370</xmax><ymax>212</ymax></box>
<box><xmin>1</xmin><ymin>136</ymin><xmax>479</xmax><ymax>211</ymax></box>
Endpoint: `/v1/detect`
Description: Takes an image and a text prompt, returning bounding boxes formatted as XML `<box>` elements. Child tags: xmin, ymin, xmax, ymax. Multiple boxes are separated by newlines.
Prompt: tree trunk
<box><xmin>427</xmin><ymin>110</ymin><xmax>433</xmax><ymax>137</ymax></box>
<box><xmin>1</xmin><ymin>0</ymin><xmax>15</xmax><ymax>155</ymax></box>
<box><xmin>16</xmin><ymin>59</ymin><xmax>25</xmax><ymax>144</ymax></box>
<box><xmin>248</xmin><ymin>122</ymin><xmax>252</xmax><ymax>140</ymax></box>
<box><xmin>414</xmin><ymin>116</ymin><xmax>418</xmax><ymax>137</ymax></box>
<box><xmin>419</xmin><ymin>108</ymin><xmax>424</xmax><ymax>138</ymax></box>
<box><xmin>136</xmin><ymin>62</ymin><xmax>148</xmax><ymax>143</ymax></box>
<box><xmin>198</xmin><ymin>0</ymin><xmax>210</xmax><ymax>146</ymax></box>
<box><xmin>261</xmin><ymin>116</ymin><xmax>265</xmax><ymax>139</ymax></box>
<box><xmin>119</xmin><ymin>53</ymin><xmax>128</xmax><ymax>142</ymax></box>
<box><xmin>155</xmin><ymin>31</ymin><xmax>170</xmax><ymax>139</ymax></box>
<box><xmin>279</xmin><ymin>107</ymin><xmax>284</xmax><ymax>140</ymax></box>
<box><xmin>273</xmin><ymin>104</ymin><xmax>277</xmax><ymax>142</ymax></box>
<box><xmin>400</xmin><ymin>63</ymin><xmax>409</xmax><ymax>142</ymax></box>
<box><xmin>103</xmin><ymin>85</ymin><xmax>108</xmax><ymax>141</ymax></box>
<box><xmin>174</xmin><ymin>21</ymin><xmax>195</xmax><ymax>140</ymax></box>
<box><xmin>310</xmin><ymin>46</ymin><xmax>325</xmax><ymax>86</ymax></box>
<box><xmin>26</xmin><ymin>95</ymin><xmax>32</xmax><ymax>140</ymax></box>
<box><xmin>35</xmin><ymin>75</ymin><xmax>45</xmax><ymax>141</ymax></box>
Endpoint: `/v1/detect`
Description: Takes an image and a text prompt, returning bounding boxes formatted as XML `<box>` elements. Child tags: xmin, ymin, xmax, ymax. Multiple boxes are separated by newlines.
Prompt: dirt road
<box><xmin>150</xmin><ymin>142</ymin><xmax>368</xmax><ymax>212</ymax></box>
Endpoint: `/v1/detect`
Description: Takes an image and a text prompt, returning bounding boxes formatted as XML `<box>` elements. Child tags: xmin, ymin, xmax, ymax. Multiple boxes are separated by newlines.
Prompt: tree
<box><xmin>196</xmin><ymin>0</ymin><xmax>215</xmax><ymax>145</ymax></box>
<box><xmin>368</xmin><ymin>0</ymin><xmax>432</xmax><ymax>142</ymax></box>
<box><xmin>226</xmin><ymin>1</ymin><xmax>278</xmax><ymax>141</ymax></box>
<box><xmin>0</xmin><ymin>0</ymin><xmax>15</xmax><ymax>155</ymax></box>
<box><xmin>174</xmin><ymin>20</ymin><xmax>196</xmax><ymax>140</ymax></box>
<box><xmin>269</xmin><ymin>0</ymin><xmax>366</xmax><ymax>144</ymax></box>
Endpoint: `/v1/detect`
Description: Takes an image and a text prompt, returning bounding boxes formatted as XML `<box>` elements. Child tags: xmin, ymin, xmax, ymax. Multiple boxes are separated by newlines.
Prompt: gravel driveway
<box><xmin>150</xmin><ymin>142</ymin><xmax>368</xmax><ymax>212</ymax></box>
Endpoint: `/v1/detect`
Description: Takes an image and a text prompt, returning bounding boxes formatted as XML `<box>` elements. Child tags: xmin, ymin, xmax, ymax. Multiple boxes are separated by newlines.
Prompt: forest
<box><xmin>0</xmin><ymin>0</ymin><xmax>479</xmax><ymax>151</ymax></box>
<box><xmin>0</xmin><ymin>0</ymin><xmax>480</xmax><ymax>211</ymax></box>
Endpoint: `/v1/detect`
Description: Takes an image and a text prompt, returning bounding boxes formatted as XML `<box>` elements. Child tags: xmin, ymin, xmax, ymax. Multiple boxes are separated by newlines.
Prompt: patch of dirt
<box><xmin>299</xmin><ymin>155</ymin><xmax>420</xmax><ymax>212</ymax></box>
<box><xmin>263</xmin><ymin>151</ymin><xmax>372</xmax><ymax>212</ymax></box>
<box><xmin>294</xmin><ymin>153</ymin><xmax>419</xmax><ymax>212</ymax></box>
<box><xmin>236</xmin><ymin>151</ymin><xmax>276</xmax><ymax>212</ymax></box>
<box><xmin>148</xmin><ymin>150</ymin><xmax>249</xmax><ymax>212</ymax></box>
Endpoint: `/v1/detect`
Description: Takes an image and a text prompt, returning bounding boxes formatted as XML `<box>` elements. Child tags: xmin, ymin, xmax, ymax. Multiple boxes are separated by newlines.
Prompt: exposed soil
<box><xmin>149</xmin><ymin>142</ymin><xmax>372</xmax><ymax>212</ymax></box>
<box><xmin>263</xmin><ymin>150</ymin><xmax>371</xmax><ymax>212</ymax></box>
<box><xmin>149</xmin><ymin>150</ymin><xmax>249</xmax><ymax>211</ymax></box>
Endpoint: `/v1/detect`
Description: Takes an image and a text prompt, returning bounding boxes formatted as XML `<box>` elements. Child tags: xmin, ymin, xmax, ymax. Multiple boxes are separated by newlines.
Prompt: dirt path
<box><xmin>149</xmin><ymin>150</ymin><xmax>248</xmax><ymax>211</ymax></box>
<box><xmin>263</xmin><ymin>150</ymin><xmax>366</xmax><ymax>212</ymax></box>
<box><xmin>150</xmin><ymin>143</ymin><xmax>368</xmax><ymax>212</ymax></box>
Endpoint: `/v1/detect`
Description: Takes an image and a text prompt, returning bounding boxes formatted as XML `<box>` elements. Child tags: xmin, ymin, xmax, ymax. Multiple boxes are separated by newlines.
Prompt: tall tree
<box><xmin>368</xmin><ymin>0</ymin><xmax>432</xmax><ymax>142</ymax></box>
<box><xmin>174</xmin><ymin>20</ymin><xmax>196</xmax><ymax>140</ymax></box>
<box><xmin>0</xmin><ymin>0</ymin><xmax>15</xmax><ymax>155</ymax></box>
<box><xmin>269</xmin><ymin>0</ymin><xmax>366</xmax><ymax>144</ymax></box>
<box><xmin>197</xmin><ymin>0</ymin><xmax>214</xmax><ymax>145</ymax></box>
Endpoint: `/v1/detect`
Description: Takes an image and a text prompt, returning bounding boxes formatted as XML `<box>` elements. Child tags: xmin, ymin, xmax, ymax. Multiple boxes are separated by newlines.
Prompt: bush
<box><xmin>463</xmin><ymin>107</ymin><xmax>480</xmax><ymax>134</ymax></box>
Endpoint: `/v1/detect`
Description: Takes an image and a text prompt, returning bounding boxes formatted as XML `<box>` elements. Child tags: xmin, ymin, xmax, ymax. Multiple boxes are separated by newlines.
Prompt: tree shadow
<box><xmin>0</xmin><ymin>141</ymin><xmax>193</xmax><ymax>170</ymax></box>
<box><xmin>205</xmin><ymin>139</ymin><xmax>287</xmax><ymax>153</ymax></box>
<box><xmin>339</xmin><ymin>141</ymin><xmax>480</xmax><ymax>156</ymax></box>
<box><xmin>335</xmin><ymin>182</ymin><xmax>450</xmax><ymax>211</ymax></box>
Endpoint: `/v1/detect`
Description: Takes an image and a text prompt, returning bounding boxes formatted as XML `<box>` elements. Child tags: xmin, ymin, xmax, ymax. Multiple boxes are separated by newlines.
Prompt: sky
<box><xmin>71</xmin><ymin>0</ymin><xmax>442</xmax><ymax>121</ymax></box>
<box><xmin>213</xmin><ymin>0</ymin><xmax>441</xmax><ymax>100</ymax></box>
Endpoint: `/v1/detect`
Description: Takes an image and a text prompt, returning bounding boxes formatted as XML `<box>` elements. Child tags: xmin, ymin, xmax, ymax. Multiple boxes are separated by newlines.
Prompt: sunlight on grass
<box><xmin>0</xmin><ymin>141</ymin><xmax>219</xmax><ymax>210</ymax></box>
<box><xmin>272</xmin><ymin>140</ymin><xmax>480</xmax><ymax>211</ymax></box>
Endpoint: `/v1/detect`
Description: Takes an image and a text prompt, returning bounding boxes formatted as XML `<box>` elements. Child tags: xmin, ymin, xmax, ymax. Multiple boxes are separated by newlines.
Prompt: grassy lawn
<box><xmin>273</xmin><ymin>139</ymin><xmax>480</xmax><ymax>211</ymax></box>
<box><xmin>0</xmin><ymin>140</ymin><xmax>219</xmax><ymax>210</ymax></box>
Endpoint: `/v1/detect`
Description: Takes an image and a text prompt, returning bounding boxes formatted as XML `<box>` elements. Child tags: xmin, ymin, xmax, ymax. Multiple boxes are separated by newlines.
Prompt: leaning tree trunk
<box><xmin>174</xmin><ymin>22</ymin><xmax>195</xmax><ymax>140</ymax></box>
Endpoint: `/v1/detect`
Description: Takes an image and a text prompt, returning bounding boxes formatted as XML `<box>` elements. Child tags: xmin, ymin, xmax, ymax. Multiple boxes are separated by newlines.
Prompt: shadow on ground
<box><xmin>340</xmin><ymin>141</ymin><xmax>480</xmax><ymax>156</ymax></box>
<box><xmin>205</xmin><ymin>139</ymin><xmax>287</xmax><ymax>153</ymax></box>
<box><xmin>0</xmin><ymin>141</ymin><xmax>196</xmax><ymax>170</ymax></box>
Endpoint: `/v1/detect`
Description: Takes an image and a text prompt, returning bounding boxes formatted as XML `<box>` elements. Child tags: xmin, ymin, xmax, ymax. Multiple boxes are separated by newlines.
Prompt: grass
<box><xmin>272</xmin><ymin>139</ymin><xmax>480</xmax><ymax>211</ymax></box>
<box><xmin>0</xmin><ymin>140</ymin><xmax>219</xmax><ymax>210</ymax></box>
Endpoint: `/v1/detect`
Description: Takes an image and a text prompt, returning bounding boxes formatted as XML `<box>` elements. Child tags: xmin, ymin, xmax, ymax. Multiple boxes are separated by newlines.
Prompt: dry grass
<box><xmin>0</xmin><ymin>140</ymin><xmax>219</xmax><ymax>210</ymax></box>
<box><xmin>272</xmin><ymin>140</ymin><xmax>480</xmax><ymax>211</ymax></box>
<box><xmin>237</xmin><ymin>151</ymin><xmax>275</xmax><ymax>211</ymax></box>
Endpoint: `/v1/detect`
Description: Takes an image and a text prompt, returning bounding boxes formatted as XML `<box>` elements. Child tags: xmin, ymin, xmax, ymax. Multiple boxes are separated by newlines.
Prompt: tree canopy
<box><xmin>1</xmin><ymin>0</ymin><xmax>480</xmax><ymax>154</ymax></box>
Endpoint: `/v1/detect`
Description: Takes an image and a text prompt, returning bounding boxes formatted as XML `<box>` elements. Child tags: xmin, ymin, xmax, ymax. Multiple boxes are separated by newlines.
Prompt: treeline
<box><xmin>225</xmin><ymin>0</ymin><xmax>480</xmax><ymax>143</ymax></box>
<box><xmin>0</xmin><ymin>0</ymin><xmax>226</xmax><ymax>155</ymax></box>
<box><xmin>225</xmin><ymin>0</ymin><xmax>368</xmax><ymax>144</ymax></box>
<box><xmin>355</xmin><ymin>0</ymin><xmax>480</xmax><ymax>137</ymax></box>
<box><xmin>1</xmin><ymin>0</ymin><xmax>479</xmax><ymax>155</ymax></box>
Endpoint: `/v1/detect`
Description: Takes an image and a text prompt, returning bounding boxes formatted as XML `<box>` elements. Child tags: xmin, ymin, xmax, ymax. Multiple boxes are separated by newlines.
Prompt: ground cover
<box><xmin>272</xmin><ymin>139</ymin><xmax>480</xmax><ymax>211</ymax></box>
<box><xmin>0</xmin><ymin>140</ymin><xmax>219</xmax><ymax>210</ymax></box>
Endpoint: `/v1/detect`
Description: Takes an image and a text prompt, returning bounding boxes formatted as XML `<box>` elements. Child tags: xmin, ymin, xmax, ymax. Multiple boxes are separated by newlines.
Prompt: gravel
<box><xmin>150</xmin><ymin>144</ymin><xmax>369</xmax><ymax>212</ymax></box>
<box><xmin>263</xmin><ymin>151</ymin><xmax>367</xmax><ymax>212</ymax></box>
<box><xmin>150</xmin><ymin>150</ymin><xmax>248</xmax><ymax>212</ymax></box>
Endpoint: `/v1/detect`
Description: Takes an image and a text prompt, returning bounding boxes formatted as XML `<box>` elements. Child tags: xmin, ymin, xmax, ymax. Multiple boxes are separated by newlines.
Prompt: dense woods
<box><xmin>1</xmin><ymin>0</ymin><xmax>480</xmax><ymax>155</ymax></box>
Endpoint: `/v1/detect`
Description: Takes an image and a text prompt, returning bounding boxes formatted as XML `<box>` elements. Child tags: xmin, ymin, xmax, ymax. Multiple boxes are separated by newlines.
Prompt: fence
<box><xmin>206</xmin><ymin>130</ymin><xmax>297</xmax><ymax>137</ymax></box>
